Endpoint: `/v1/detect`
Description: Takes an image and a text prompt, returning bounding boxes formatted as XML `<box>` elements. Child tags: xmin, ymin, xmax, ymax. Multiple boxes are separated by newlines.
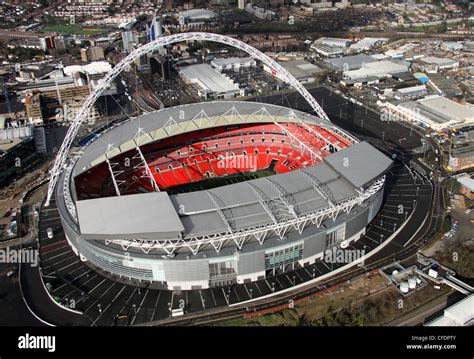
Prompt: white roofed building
<box><xmin>426</xmin><ymin>295</ymin><xmax>474</xmax><ymax>326</ymax></box>
<box><xmin>179</xmin><ymin>64</ymin><xmax>242</xmax><ymax>99</ymax></box>
<box><xmin>343</xmin><ymin>61</ymin><xmax>409</xmax><ymax>80</ymax></box>
<box><xmin>210</xmin><ymin>57</ymin><xmax>256</xmax><ymax>71</ymax></box>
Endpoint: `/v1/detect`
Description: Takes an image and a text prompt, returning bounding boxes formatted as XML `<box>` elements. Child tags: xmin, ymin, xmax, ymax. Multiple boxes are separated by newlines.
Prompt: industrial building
<box><xmin>350</xmin><ymin>37</ymin><xmax>389</xmax><ymax>52</ymax></box>
<box><xmin>457</xmin><ymin>174</ymin><xmax>474</xmax><ymax>199</ymax></box>
<box><xmin>394</xmin><ymin>85</ymin><xmax>427</xmax><ymax>100</ymax></box>
<box><xmin>440</xmin><ymin>41</ymin><xmax>463</xmax><ymax>52</ymax></box>
<box><xmin>419</xmin><ymin>56</ymin><xmax>459</xmax><ymax>73</ymax></box>
<box><xmin>178</xmin><ymin>9</ymin><xmax>217</xmax><ymax>24</ymax></box>
<box><xmin>315</xmin><ymin>37</ymin><xmax>352</xmax><ymax>48</ymax></box>
<box><xmin>0</xmin><ymin>137</ymin><xmax>37</xmax><ymax>185</ymax></box>
<box><xmin>448</xmin><ymin>142</ymin><xmax>474</xmax><ymax>172</ymax></box>
<box><xmin>427</xmin><ymin>294</ymin><xmax>474</xmax><ymax>326</ymax></box>
<box><xmin>264</xmin><ymin>60</ymin><xmax>324</xmax><ymax>84</ymax></box>
<box><xmin>210</xmin><ymin>57</ymin><xmax>256</xmax><ymax>71</ymax></box>
<box><xmin>179</xmin><ymin>64</ymin><xmax>242</xmax><ymax>99</ymax></box>
<box><xmin>343</xmin><ymin>61</ymin><xmax>409</xmax><ymax>80</ymax></box>
<box><xmin>325</xmin><ymin>54</ymin><xmax>378</xmax><ymax>71</ymax></box>
<box><xmin>245</xmin><ymin>4</ymin><xmax>276</xmax><ymax>21</ymax></box>
<box><xmin>384</xmin><ymin>96</ymin><xmax>474</xmax><ymax>132</ymax></box>
<box><xmin>311</xmin><ymin>43</ymin><xmax>345</xmax><ymax>58</ymax></box>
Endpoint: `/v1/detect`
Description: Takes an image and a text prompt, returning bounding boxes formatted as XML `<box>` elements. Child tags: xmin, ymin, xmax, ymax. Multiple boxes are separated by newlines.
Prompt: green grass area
<box><xmin>166</xmin><ymin>169</ymin><xmax>275</xmax><ymax>195</ymax></box>
<box><xmin>42</xmin><ymin>24</ymin><xmax>107</xmax><ymax>35</ymax></box>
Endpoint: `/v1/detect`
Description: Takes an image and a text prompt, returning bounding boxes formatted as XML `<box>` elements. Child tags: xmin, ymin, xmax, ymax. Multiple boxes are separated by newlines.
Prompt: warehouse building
<box><xmin>394</xmin><ymin>85</ymin><xmax>427</xmax><ymax>100</ymax></box>
<box><xmin>311</xmin><ymin>43</ymin><xmax>345</xmax><ymax>58</ymax></box>
<box><xmin>457</xmin><ymin>174</ymin><xmax>474</xmax><ymax>199</ymax></box>
<box><xmin>419</xmin><ymin>56</ymin><xmax>459</xmax><ymax>73</ymax></box>
<box><xmin>179</xmin><ymin>64</ymin><xmax>243</xmax><ymax>99</ymax></box>
<box><xmin>343</xmin><ymin>61</ymin><xmax>409</xmax><ymax>80</ymax></box>
<box><xmin>427</xmin><ymin>295</ymin><xmax>474</xmax><ymax>326</ymax></box>
<box><xmin>384</xmin><ymin>96</ymin><xmax>474</xmax><ymax>131</ymax></box>
<box><xmin>264</xmin><ymin>60</ymin><xmax>324</xmax><ymax>84</ymax></box>
<box><xmin>315</xmin><ymin>37</ymin><xmax>352</xmax><ymax>48</ymax></box>
<box><xmin>350</xmin><ymin>37</ymin><xmax>389</xmax><ymax>52</ymax></box>
<box><xmin>448</xmin><ymin>143</ymin><xmax>474</xmax><ymax>172</ymax></box>
<box><xmin>325</xmin><ymin>54</ymin><xmax>378</xmax><ymax>71</ymax></box>
<box><xmin>210</xmin><ymin>57</ymin><xmax>256</xmax><ymax>71</ymax></box>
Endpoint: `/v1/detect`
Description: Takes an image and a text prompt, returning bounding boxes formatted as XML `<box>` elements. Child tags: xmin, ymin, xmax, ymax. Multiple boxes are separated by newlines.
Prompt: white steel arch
<box><xmin>46</xmin><ymin>32</ymin><xmax>330</xmax><ymax>206</ymax></box>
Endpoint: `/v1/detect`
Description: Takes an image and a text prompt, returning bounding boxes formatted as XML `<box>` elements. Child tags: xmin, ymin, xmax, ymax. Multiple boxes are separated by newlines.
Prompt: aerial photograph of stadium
<box><xmin>0</xmin><ymin>0</ymin><xmax>472</xmax><ymax>356</ymax></box>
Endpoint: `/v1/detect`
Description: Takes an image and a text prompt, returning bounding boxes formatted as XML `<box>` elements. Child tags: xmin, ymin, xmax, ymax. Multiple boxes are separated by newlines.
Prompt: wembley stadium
<box><xmin>55</xmin><ymin>100</ymin><xmax>393</xmax><ymax>290</ymax></box>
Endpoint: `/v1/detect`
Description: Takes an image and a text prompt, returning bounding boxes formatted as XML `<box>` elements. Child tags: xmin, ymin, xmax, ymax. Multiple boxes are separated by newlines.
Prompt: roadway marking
<box><xmin>274</xmin><ymin>277</ymin><xmax>284</xmax><ymax>290</ymax></box>
<box><xmin>243</xmin><ymin>284</ymin><xmax>251</xmax><ymax>299</ymax></box>
<box><xmin>116</xmin><ymin>288</ymin><xmax>138</xmax><ymax>319</ymax></box>
<box><xmin>52</xmin><ymin>268</ymin><xmax>91</xmax><ymax>294</ymax></box>
<box><xmin>84</xmin><ymin>282</ymin><xmax>117</xmax><ymax>313</ymax></box>
<box><xmin>131</xmin><ymin>288</ymin><xmax>149</xmax><ymax>326</ymax></box>
<box><xmin>88</xmin><ymin>278</ymin><xmax>107</xmax><ymax>295</ymax></box>
<box><xmin>48</xmin><ymin>260</ymin><xmax>81</xmax><ymax>275</ymax></box>
<box><xmin>150</xmin><ymin>291</ymin><xmax>162</xmax><ymax>322</ymax></box>
<box><xmin>43</xmin><ymin>250</ymin><xmax>71</xmax><ymax>261</ymax></box>
<box><xmin>294</xmin><ymin>269</ymin><xmax>304</xmax><ymax>282</ymax></box>
<box><xmin>92</xmin><ymin>285</ymin><xmax>127</xmax><ymax>326</ymax></box>
<box><xmin>209</xmin><ymin>288</ymin><xmax>217</xmax><ymax>307</ymax></box>
<box><xmin>199</xmin><ymin>290</ymin><xmax>206</xmax><ymax>310</ymax></box>
<box><xmin>222</xmin><ymin>288</ymin><xmax>229</xmax><ymax>305</ymax></box>
<box><xmin>43</xmin><ymin>255</ymin><xmax>77</xmax><ymax>269</ymax></box>
<box><xmin>233</xmin><ymin>287</ymin><xmax>240</xmax><ymax>302</ymax></box>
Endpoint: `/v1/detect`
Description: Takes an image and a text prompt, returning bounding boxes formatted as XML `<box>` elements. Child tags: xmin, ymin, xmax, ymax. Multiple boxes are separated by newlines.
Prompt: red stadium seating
<box><xmin>74</xmin><ymin>122</ymin><xmax>352</xmax><ymax>197</ymax></box>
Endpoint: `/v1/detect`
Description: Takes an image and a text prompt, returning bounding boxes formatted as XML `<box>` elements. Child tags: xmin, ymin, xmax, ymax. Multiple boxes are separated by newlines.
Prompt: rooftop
<box><xmin>278</xmin><ymin>60</ymin><xmax>323</xmax><ymax>80</ymax></box>
<box><xmin>325</xmin><ymin>54</ymin><xmax>377</xmax><ymax>70</ymax></box>
<box><xmin>420</xmin><ymin>56</ymin><xmax>459</xmax><ymax>66</ymax></box>
<box><xmin>427</xmin><ymin>294</ymin><xmax>474</xmax><ymax>326</ymax></box>
<box><xmin>418</xmin><ymin>97</ymin><xmax>474</xmax><ymax>123</ymax></box>
<box><xmin>179</xmin><ymin>63</ymin><xmax>239</xmax><ymax>94</ymax></box>
<box><xmin>457</xmin><ymin>174</ymin><xmax>474</xmax><ymax>191</ymax></box>
<box><xmin>77</xmin><ymin>192</ymin><xmax>185</xmax><ymax>240</ymax></box>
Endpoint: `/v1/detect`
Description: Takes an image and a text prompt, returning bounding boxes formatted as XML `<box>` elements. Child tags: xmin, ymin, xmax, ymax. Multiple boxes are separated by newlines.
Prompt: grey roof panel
<box><xmin>324</xmin><ymin>142</ymin><xmax>392</xmax><ymax>188</ymax></box>
<box><xmin>180</xmin><ymin>211</ymin><xmax>228</xmax><ymax>236</ymax></box>
<box><xmin>76</xmin><ymin>192</ymin><xmax>184</xmax><ymax>238</ymax></box>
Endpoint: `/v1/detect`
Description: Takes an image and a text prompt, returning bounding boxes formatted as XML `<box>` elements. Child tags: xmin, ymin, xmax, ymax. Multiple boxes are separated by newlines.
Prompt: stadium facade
<box><xmin>56</xmin><ymin>101</ymin><xmax>392</xmax><ymax>290</ymax></box>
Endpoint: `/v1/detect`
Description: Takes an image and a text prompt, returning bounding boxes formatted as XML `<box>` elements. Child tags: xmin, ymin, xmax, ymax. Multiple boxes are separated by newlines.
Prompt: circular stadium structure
<box><xmin>56</xmin><ymin>101</ymin><xmax>392</xmax><ymax>290</ymax></box>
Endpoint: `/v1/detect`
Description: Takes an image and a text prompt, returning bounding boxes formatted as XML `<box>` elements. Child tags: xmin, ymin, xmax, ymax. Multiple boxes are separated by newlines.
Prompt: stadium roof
<box><xmin>169</xmin><ymin>160</ymin><xmax>358</xmax><ymax>237</ymax></box>
<box><xmin>77</xmin><ymin>192</ymin><xmax>184</xmax><ymax>240</ymax></box>
<box><xmin>72</xmin><ymin>102</ymin><xmax>334</xmax><ymax>177</ymax></box>
<box><xmin>73</xmin><ymin>140</ymin><xmax>389</xmax><ymax>239</ymax></box>
<box><xmin>324</xmin><ymin>142</ymin><xmax>393</xmax><ymax>189</ymax></box>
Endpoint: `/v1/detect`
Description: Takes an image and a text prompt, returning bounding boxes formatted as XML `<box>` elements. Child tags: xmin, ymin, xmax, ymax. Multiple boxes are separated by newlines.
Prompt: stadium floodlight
<box><xmin>45</xmin><ymin>32</ymin><xmax>330</xmax><ymax>206</ymax></box>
